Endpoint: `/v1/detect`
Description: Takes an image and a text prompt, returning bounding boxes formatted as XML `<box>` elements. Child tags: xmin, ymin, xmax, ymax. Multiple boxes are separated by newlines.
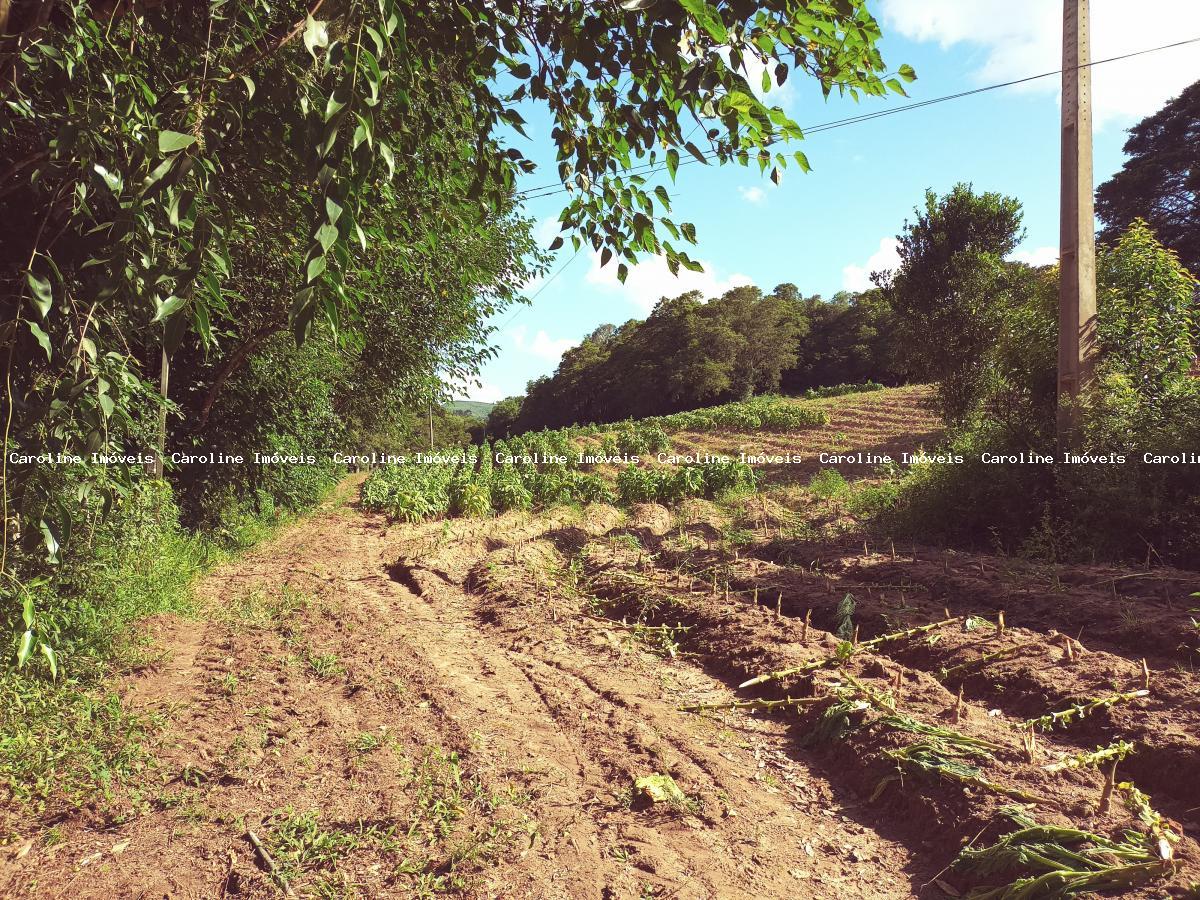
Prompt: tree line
<box><xmin>487</xmin><ymin>284</ymin><xmax>901</xmax><ymax>435</ymax></box>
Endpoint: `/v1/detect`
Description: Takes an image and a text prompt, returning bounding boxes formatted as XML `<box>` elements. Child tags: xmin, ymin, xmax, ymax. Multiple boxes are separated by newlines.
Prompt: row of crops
<box><xmin>359</xmin><ymin>392</ymin><xmax>847</xmax><ymax>521</ymax></box>
<box><xmin>361</xmin><ymin>433</ymin><xmax>757</xmax><ymax>522</ymax></box>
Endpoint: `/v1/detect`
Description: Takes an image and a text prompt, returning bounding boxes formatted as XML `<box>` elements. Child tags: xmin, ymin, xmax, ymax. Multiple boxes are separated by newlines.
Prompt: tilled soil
<box><xmin>2</xmin><ymin>388</ymin><xmax>1198</xmax><ymax>898</ymax></box>
<box><xmin>0</xmin><ymin>487</ymin><xmax>920</xmax><ymax>899</ymax></box>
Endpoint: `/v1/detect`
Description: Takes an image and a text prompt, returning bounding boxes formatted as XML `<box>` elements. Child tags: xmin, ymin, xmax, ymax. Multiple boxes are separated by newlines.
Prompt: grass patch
<box><xmin>0</xmin><ymin>482</ymin><xmax>321</xmax><ymax>824</ymax></box>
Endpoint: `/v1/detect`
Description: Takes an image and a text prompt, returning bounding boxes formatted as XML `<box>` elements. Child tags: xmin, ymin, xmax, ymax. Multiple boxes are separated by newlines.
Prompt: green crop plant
<box><xmin>808</xmin><ymin>468</ymin><xmax>849</xmax><ymax>499</ymax></box>
<box><xmin>699</xmin><ymin>459</ymin><xmax>755</xmax><ymax>496</ymax></box>
<box><xmin>954</xmin><ymin>807</ymin><xmax>1174</xmax><ymax>899</ymax></box>
<box><xmin>567</xmin><ymin>473</ymin><xmax>616</xmax><ymax>505</ymax></box>
<box><xmin>491</xmin><ymin>470</ymin><xmax>532</xmax><ymax>512</ymax></box>
<box><xmin>457</xmin><ymin>481</ymin><xmax>493</xmax><ymax>518</ymax></box>
<box><xmin>1023</xmin><ymin>690</ymin><xmax>1150</xmax><ymax>733</ymax></box>
<box><xmin>617</xmin><ymin>465</ymin><xmax>660</xmax><ymax>505</ymax></box>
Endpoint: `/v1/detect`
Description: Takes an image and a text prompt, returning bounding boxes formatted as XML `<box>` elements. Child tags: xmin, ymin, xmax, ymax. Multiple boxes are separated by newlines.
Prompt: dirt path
<box><xmin>3</xmin><ymin>386</ymin><xmax>1196</xmax><ymax>898</ymax></box>
<box><xmin>1</xmin><ymin>483</ymin><xmax>920</xmax><ymax>899</ymax></box>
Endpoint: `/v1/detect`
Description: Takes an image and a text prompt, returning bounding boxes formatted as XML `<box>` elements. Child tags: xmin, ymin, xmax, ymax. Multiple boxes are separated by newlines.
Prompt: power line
<box><xmin>496</xmin><ymin>245</ymin><xmax>583</xmax><ymax>330</ymax></box>
<box><xmin>496</xmin><ymin>33</ymin><xmax>1200</xmax><ymax>331</ymax></box>
<box><xmin>513</xmin><ymin>35</ymin><xmax>1200</xmax><ymax>204</ymax></box>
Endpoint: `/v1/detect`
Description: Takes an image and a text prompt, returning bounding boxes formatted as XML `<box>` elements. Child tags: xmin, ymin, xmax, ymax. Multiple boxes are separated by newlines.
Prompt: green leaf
<box><xmin>666</xmin><ymin>148</ymin><xmax>680</xmax><ymax>182</ymax></box>
<box><xmin>152</xmin><ymin>294</ymin><xmax>187</xmax><ymax>323</ymax></box>
<box><xmin>304</xmin><ymin>16</ymin><xmax>329</xmax><ymax>57</ymax></box>
<box><xmin>40</xmin><ymin>643</ymin><xmax>58</xmax><ymax>679</ymax></box>
<box><xmin>16</xmin><ymin>631</ymin><xmax>33</xmax><ymax>667</ymax></box>
<box><xmin>898</xmin><ymin>63</ymin><xmax>917</xmax><ymax>83</ymax></box>
<box><xmin>618</xmin><ymin>263</ymin><xmax>629</xmax><ymax>284</ymax></box>
<box><xmin>240</xmin><ymin>75</ymin><xmax>255</xmax><ymax>100</ymax></box>
<box><xmin>378</xmin><ymin>141</ymin><xmax>395</xmax><ymax>179</ymax></box>
<box><xmin>548</xmin><ymin>236</ymin><xmax>564</xmax><ymax>252</ymax></box>
<box><xmin>307</xmin><ymin>254</ymin><xmax>327</xmax><ymax>283</ymax></box>
<box><xmin>770</xmin><ymin>166</ymin><xmax>781</xmax><ymax>186</ymax></box>
<box><xmin>684</xmin><ymin>141</ymin><xmax>707</xmax><ymax>165</ymax></box>
<box><xmin>27</xmin><ymin>321</ymin><xmax>51</xmax><ymax>360</ymax></box>
<box><xmin>326</xmin><ymin>195</ymin><xmax>344</xmax><ymax>225</ymax></box>
<box><xmin>39</xmin><ymin>518</ymin><xmax>60</xmax><ymax>563</ymax></box>
<box><xmin>26</xmin><ymin>271</ymin><xmax>52</xmax><ymax>318</ymax></box>
<box><xmin>158</xmin><ymin>130</ymin><xmax>196</xmax><ymax>153</ymax></box>
<box><xmin>21</xmin><ymin>595</ymin><xmax>34</xmax><ymax>629</ymax></box>
<box><xmin>676</xmin><ymin>0</ymin><xmax>727</xmax><ymax>43</ymax></box>
<box><xmin>316</xmin><ymin>223</ymin><xmax>339</xmax><ymax>252</ymax></box>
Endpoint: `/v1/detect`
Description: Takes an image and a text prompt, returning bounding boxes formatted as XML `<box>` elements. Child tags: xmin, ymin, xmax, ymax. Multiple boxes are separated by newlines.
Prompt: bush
<box><xmin>880</xmin><ymin>220</ymin><xmax>1200</xmax><ymax>566</ymax></box>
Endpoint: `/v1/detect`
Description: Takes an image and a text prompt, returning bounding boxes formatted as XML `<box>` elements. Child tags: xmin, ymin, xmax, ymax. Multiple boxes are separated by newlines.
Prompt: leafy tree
<box><xmin>1</xmin><ymin>0</ymin><xmax>909</xmax><ymax>573</ymax></box>
<box><xmin>876</xmin><ymin>184</ymin><xmax>1025</xmax><ymax>420</ymax></box>
<box><xmin>781</xmin><ymin>289</ymin><xmax>901</xmax><ymax>391</ymax></box>
<box><xmin>1096</xmin><ymin>80</ymin><xmax>1200</xmax><ymax>275</ymax></box>
<box><xmin>1094</xmin><ymin>219</ymin><xmax>1198</xmax><ymax>411</ymax></box>
<box><xmin>485</xmin><ymin>397</ymin><xmax>524</xmax><ymax>440</ymax></box>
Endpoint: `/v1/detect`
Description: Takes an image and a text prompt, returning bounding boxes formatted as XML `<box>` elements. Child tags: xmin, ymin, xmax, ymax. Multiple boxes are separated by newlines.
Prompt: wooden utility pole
<box><xmin>152</xmin><ymin>346</ymin><xmax>169</xmax><ymax>477</ymax></box>
<box><xmin>1058</xmin><ymin>0</ymin><xmax>1098</xmax><ymax>444</ymax></box>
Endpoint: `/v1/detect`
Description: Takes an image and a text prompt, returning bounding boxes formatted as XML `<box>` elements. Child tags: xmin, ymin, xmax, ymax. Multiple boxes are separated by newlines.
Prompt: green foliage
<box><xmin>1095</xmin><ymin>219</ymin><xmax>1197</xmax><ymax>403</ymax></box>
<box><xmin>878</xmin><ymin>184</ymin><xmax>1027</xmax><ymax>421</ymax></box>
<box><xmin>0</xmin><ymin>480</ymin><xmax>244</xmax><ymax>812</ymax></box>
<box><xmin>509</xmin><ymin>282</ymin><xmax>900</xmax><ymax>432</ymax></box>
<box><xmin>808</xmin><ymin>468</ymin><xmax>849</xmax><ymax>499</ymax></box>
<box><xmin>882</xmin><ymin>219</ymin><xmax>1200</xmax><ymax>566</ymax></box>
<box><xmin>1097</xmin><ymin>79</ymin><xmax>1200</xmax><ymax>274</ymax></box>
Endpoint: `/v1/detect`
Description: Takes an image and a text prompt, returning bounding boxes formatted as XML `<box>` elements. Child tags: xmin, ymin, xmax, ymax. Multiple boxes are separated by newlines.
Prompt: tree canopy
<box><xmin>498</xmin><ymin>282</ymin><xmax>901</xmax><ymax>432</ymax></box>
<box><xmin>1096</xmin><ymin>79</ymin><xmax>1200</xmax><ymax>275</ymax></box>
<box><xmin>1</xmin><ymin>0</ymin><xmax>910</xmax><ymax>568</ymax></box>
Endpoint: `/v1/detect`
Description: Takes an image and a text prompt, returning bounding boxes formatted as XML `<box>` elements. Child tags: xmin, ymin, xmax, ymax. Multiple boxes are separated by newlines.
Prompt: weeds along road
<box><xmin>4</xmin><ymin>388</ymin><xmax>1199</xmax><ymax>898</ymax></box>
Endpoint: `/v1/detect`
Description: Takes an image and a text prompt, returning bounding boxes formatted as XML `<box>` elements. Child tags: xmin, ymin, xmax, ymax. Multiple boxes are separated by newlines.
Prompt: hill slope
<box><xmin>5</xmin><ymin>386</ymin><xmax>1197</xmax><ymax>899</ymax></box>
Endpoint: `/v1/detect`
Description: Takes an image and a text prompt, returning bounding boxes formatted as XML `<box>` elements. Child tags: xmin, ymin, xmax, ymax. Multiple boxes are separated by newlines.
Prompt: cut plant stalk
<box><xmin>1098</xmin><ymin>758</ymin><xmax>1117</xmax><ymax>814</ymax></box>
<box><xmin>1043</xmin><ymin>741</ymin><xmax>1134</xmax><ymax>775</ymax></box>
<box><xmin>955</xmin><ymin>809</ymin><xmax>1176</xmax><ymax>900</ymax></box>
<box><xmin>1023</xmin><ymin>690</ymin><xmax>1150</xmax><ymax>733</ymax></box>
<box><xmin>678</xmin><ymin>696</ymin><xmax>823</xmax><ymax>714</ymax></box>
<box><xmin>882</xmin><ymin>742</ymin><xmax>1048</xmax><ymax>805</ymax></box>
<box><xmin>1119</xmin><ymin>781</ymin><xmax>1180</xmax><ymax>861</ymax></box>
<box><xmin>937</xmin><ymin>640</ymin><xmax>1041</xmax><ymax>681</ymax></box>
<box><xmin>739</xmin><ymin>617</ymin><xmax>958</xmax><ymax>689</ymax></box>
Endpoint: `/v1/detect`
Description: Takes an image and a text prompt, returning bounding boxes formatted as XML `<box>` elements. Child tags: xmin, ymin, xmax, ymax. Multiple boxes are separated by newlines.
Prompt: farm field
<box><xmin>3</xmin><ymin>386</ymin><xmax>1198</xmax><ymax>899</ymax></box>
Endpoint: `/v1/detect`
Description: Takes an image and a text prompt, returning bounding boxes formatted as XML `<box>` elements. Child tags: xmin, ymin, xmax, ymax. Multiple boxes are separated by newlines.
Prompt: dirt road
<box><xmin>4</xmin><ymin>400</ymin><xmax>1198</xmax><ymax>898</ymax></box>
<box><xmin>1</xmin><ymin>482</ymin><xmax>923</xmax><ymax>898</ymax></box>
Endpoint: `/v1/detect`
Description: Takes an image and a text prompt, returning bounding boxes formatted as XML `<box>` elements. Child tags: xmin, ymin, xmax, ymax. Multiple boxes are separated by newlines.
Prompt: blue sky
<box><xmin>455</xmin><ymin>0</ymin><xmax>1200</xmax><ymax>403</ymax></box>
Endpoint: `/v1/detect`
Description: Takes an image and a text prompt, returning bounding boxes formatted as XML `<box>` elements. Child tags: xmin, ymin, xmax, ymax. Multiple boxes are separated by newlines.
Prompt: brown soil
<box><xmin>2</xmin><ymin>387</ymin><xmax>1197</xmax><ymax>898</ymax></box>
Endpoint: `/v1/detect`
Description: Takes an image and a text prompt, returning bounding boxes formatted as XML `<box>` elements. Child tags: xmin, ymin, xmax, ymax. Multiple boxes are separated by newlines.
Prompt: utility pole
<box><xmin>1058</xmin><ymin>0</ymin><xmax>1098</xmax><ymax>445</ymax></box>
<box><xmin>151</xmin><ymin>345</ymin><xmax>169</xmax><ymax>477</ymax></box>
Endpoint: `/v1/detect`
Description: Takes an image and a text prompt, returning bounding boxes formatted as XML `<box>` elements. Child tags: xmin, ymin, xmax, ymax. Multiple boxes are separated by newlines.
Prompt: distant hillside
<box><xmin>446</xmin><ymin>400</ymin><xmax>494</xmax><ymax>418</ymax></box>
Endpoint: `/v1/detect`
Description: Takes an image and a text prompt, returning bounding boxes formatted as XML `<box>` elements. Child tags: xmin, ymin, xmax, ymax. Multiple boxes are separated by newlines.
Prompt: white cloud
<box><xmin>446</xmin><ymin>375</ymin><xmax>506</xmax><ymax>403</ymax></box>
<box><xmin>1009</xmin><ymin>245</ymin><xmax>1059</xmax><ymax>267</ymax></box>
<box><xmin>509</xmin><ymin>324</ymin><xmax>578</xmax><ymax>362</ymax></box>
<box><xmin>842</xmin><ymin>237</ymin><xmax>902</xmax><ymax>291</ymax></box>
<box><xmin>879</xmin><ymin>0</ymin><xmax>1200</xmax><ymax>128</ymax></box>
<box><xmin>467</xmin><ymin>381</ymin><xmax>505</xmax><ymax>403</ymax></box>
<box><xmin>585</xmin><ymin>253</ymin><xmax>754</xmax><ymax>313</ymax></box>
<box><xmin>717</xmin><ymin>47</ymin><xmax>796</xmax><ymax>108</ymax></box>
<box><xmin>738</xmin><ymin>185</ymin><xmax>767</xmax><ymax>205</ymax></box>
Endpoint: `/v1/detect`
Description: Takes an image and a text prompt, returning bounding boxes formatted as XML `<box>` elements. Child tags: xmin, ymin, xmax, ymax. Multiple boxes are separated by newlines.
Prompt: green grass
<box><xmin>0</xmin><ymin>483</ymin><xmax>315</xmax><ymax>823</ymax></box>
